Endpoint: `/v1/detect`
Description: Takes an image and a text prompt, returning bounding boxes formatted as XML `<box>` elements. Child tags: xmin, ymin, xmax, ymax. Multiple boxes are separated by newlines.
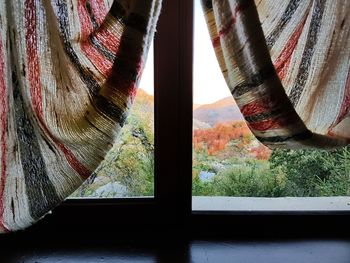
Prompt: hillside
<box><xmin>73</xmin><ymin>88</ymin><xmax>155</xmax><ymax>198</ymax></box>
<box><xmin>132</xmin><ymin>91</ymin><xmax>244</xmax><ymax>130</ymax></box>
<box><xmin>193</xmin><ymin>96</ymin><xmax>243</xmax><ymax>127</ymax></box>
<box><xmin>133</xmin><ymin>88</ymin><xmax>154</xmax><ymax>113</ymax></box>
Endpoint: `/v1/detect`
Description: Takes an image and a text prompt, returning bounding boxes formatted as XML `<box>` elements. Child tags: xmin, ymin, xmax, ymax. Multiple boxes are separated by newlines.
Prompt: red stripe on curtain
<box><xmin>212</xmin><ymin>2</ymin><xmax>253</xmax><ymax>48</ymax></box>
<box><xmin>80</xmin><ymin>42</ymin><xmax>114</xmax><ymax>76</ymax></box>
<box><xmin>240</xmin><ymin>96</ymin><xmax>275</xmax><ymax>116</ymax></box>
<box><xmin>25</xmin><ymin>0</ymin><xmax>43</xmax><ymax>118</ymax></box>
<box><xmin>274</xmin><ymin>13</ymin><xmax>308</xmax><ymax>80</ymax></box>
<box><xmin>249</xmin><ymin>115</ymin><xmax>297</xmax><ymax>131</ymax></box>
<box><xmin>77</xmin><ymin>0</ymin><xmax>95</xmax><ymax>40</ymax></box>
<box><xmin>94</xmin><ymin>26</ymin><xmax>121</xmax><ymax>54</ymax></box>
<box><xmin>77</xmin><ymin>1</ymin><xmax>114</xmax><ymax>76</ymax></box>
<box><xmin>25</xmin><ymin>0</ymin><xmax>91</xmax><ymax>179</ymax></box>
<box><xmin>89</xmin><ymin>0</ymin><xmax>108</xmax><ymax>26</ymax></box>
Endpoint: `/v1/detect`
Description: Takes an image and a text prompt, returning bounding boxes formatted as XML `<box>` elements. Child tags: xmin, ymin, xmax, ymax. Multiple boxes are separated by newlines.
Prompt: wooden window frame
<box><xmin>26</xmin><ymin>0</ymin><xmax>350</xmax><ymax>238</ymax></box>
<box><xmin>33</xmin><ymin>0</ymin><xmax>193</xmax><ymax>232</ymax></box>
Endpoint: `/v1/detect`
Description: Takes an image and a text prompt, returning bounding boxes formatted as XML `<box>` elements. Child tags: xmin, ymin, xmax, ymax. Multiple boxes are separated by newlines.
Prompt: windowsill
<box><xmin>192</xmin><ymin>196</ymin><xmax>350</xmax><ymax>211</ymax></box>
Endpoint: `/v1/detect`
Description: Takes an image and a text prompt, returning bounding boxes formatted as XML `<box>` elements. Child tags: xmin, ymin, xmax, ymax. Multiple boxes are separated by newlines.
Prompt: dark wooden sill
<box><xmin>0</xmin><ymin>230</ymin><xmax>350</xmax><ymax>263</ymax></box>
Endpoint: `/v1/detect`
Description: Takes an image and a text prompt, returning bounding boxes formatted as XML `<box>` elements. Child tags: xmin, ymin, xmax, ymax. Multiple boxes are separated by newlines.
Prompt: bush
<box><xmin>269</xmin><ymin>146</ymin><xmax>350</xmax><ymax>196</ymax></box>
<box><xmin>215</xmin><ymin>162</ymin><xmax>286</xmax><ymax>197</ymax></box>
<box><xmin>193</xmin><ymin>161</ymin><xmax>286</xmax><ymax>197</ymax></box>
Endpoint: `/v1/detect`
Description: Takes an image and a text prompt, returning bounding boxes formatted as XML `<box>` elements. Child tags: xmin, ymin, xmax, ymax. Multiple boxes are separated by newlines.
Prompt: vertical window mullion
<box><xmin>154</xmin><ymin>0</ymin><xmax>194</xmax><ymax>223</ymax></box>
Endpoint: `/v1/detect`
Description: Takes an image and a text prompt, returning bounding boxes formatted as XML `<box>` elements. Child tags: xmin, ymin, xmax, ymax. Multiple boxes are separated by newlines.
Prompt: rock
<box><xmin>199</xmin><ymin>171</ymin><xmax>216</xmax><ymax>182</ymax></box>
<box><xmin>93</xmin><ymin>182</ymin><xmax>129</xmax><ymax>197</ymax></box>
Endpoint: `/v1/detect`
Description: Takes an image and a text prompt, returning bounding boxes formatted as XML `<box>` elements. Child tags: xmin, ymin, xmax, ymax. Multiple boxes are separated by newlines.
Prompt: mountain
<box><xmin>134</xmin><ymin>88</ymin><xmax>154</xmax><ymax>110</ymax></box>
<box><xmin>193</xmin><ymin>96</ymin><xmax>243</xmax><ymax>127</ymax></box>
<box><xmin>193</xmin><ymin>104</ymin><xmax>202</xmax><ymax>110</ymax></box>
<box><xmin>133</xmin><ymin>89</ymin><xmax>243</xmax><ymax>129</ymax></box>
<box><xmin>193</xmin><ymin>118</ymin><xmax>211</xmax><ymax>130</ymax></box>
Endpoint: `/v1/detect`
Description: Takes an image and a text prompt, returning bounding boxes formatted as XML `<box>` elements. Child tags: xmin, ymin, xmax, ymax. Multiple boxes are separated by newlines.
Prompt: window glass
<box><xmin>71</xmin><ymin>44</ymin><xmax>155</xmax><ymax>198</ymax></box>
<box><xmin>192</xmin><ymin>0</ymin><xmax>350</xmax><ymax>210</ymax></box>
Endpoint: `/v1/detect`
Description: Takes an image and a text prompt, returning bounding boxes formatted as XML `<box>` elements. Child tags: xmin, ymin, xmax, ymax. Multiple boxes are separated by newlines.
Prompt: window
<box><xmin>50</xmin><ymin>0</ymin><xmax>349</xmax><ymax>236</ymax></box>
<box><xmin>57</xmin><ymin>0</ymin><xmax>193</xmax><ymax>228</ymax></box>
<box><xmin>191</xmin><ymin>0</ymin><xmax>350</xmax><ymax>211</ymax></box>
<box><xmin>71</xmin><ymin>44</ymin><xmax>155</xmax><ymax>198</ymax></box>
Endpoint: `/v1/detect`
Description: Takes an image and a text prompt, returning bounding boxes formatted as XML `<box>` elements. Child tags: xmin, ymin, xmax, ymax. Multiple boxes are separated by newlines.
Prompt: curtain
<box><xmin>0</xmin><ymin>0</ymin><xmax>161</xmax><ymax>233</ymax></box>
<box><xmin>0</xmin><ymin>0</ymin><xmax>349</xmax><ymax>233</ymax></box>
<box><xmin>202</xmin><ymin>0</ymin><xmax>349</xmax><ymax>149</ymax></box>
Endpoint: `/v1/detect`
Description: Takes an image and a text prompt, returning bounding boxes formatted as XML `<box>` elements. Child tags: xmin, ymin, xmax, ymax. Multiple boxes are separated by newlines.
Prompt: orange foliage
<box><xmin>249</xmin><ymin>144</ymin><xmax>272</xmax><ymax>160</ymax></box>
<box><xmin>193</xmin><ymin>121</ymin><xmax>252</xmax><ymax>155</ymax></box>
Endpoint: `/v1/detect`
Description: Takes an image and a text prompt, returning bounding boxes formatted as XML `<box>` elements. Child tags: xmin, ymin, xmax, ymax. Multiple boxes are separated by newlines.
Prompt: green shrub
<box><xmin>193</xmin><ymin>161</ymin><xmax>286</xmax><ymax>197</ymax></box>
<box><xmin>213</xmin><ymin>162</ymin><xmax>286</xmax><ymax>197</ymax></box>
<box><xmin>269</xmin><ymin>146</ymin><xmax>350</xmax><ymax>196</ymax></box>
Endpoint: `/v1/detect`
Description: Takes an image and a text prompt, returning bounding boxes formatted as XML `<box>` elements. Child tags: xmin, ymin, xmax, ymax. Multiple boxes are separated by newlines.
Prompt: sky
<box><xmin>139</xmin><ymin>0</ymin><xmax>230</xmax><ymax>105</ymax></box>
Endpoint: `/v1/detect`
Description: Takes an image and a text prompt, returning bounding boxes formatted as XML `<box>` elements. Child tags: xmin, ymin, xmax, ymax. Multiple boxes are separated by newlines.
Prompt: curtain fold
<box><xmin>202</xmin><ymin>0</ymin><xmax>349</xmax><ymax>149</ymax></box>
<box><xmin>0</xmin><ymin>0</ymin><xmax>161</xmax><ymax>233</ymax></box>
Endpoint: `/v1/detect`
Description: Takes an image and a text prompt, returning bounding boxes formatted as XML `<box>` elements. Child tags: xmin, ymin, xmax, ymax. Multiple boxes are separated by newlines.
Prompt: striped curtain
<box><xmin>0</xmin><ymin>0</ymin><xmax>161</xmax><ymax>233</ymax></box>
<box><xmin>202</xmin><ymin>0</ymin><xmax>349</xmax><ymax>149</ymax></box>
<box><xmin>0</xmin><ymin>0</ymin><xmax>349</xmax><ymax>234</ymax></box>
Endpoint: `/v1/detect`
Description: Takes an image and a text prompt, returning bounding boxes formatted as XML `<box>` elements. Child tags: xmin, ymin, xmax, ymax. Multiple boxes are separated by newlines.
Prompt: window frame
<box><xmin>33</xmin><ymin>0</ymin><xmax>350</xmax><ymax>237</ymax></box>
<box><xmin>38</xmin><ymin>0</ymin><xmax>194</xmax><ymax>230</ymax></box>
